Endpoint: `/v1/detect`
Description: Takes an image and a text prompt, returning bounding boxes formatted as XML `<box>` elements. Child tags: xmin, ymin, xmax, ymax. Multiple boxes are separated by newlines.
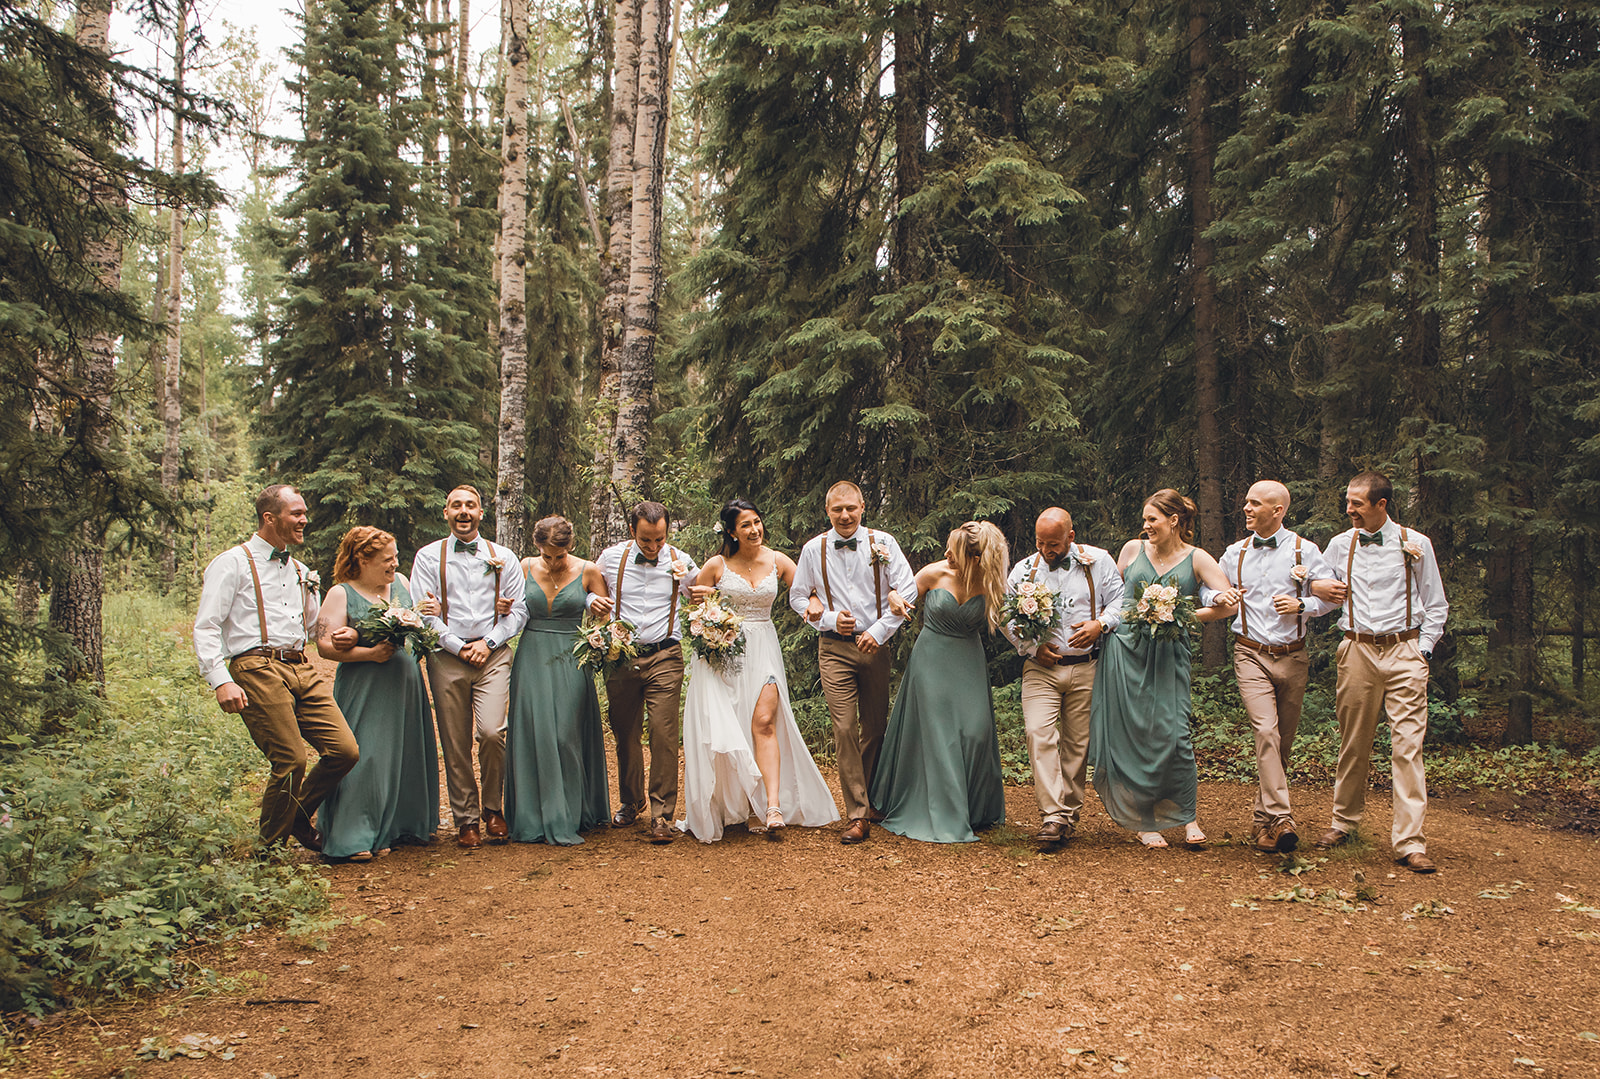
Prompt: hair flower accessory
<box><xmin>713</xmin><ymin>521</ymin><xmax>725</xmax><ymax>533</ymax></box>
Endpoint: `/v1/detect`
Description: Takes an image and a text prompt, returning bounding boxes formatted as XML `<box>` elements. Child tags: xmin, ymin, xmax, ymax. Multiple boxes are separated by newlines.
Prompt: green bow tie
<box><xmin>269</xmin><ymin>548</ymin><xmax>291</xmax><ymax>565</ymax></box>
<box><xmin>1252</xmin><ymin>535</ymin><xmax>1278</xmax><ymax>549</ymax></box>
<box><xmin>834</xmin><ymin>538</ymin><xmax>858</xmax><ymax>551</ymax></box>
<box><xmin>1358</xmin><ymin>531</ymin><xmax>1383</xmax><ymax>547</ymax></box>
<box><xmin>454</xmin><ymin>539</ymin><xmax>479</xmax><ymax>555</ymax></box>
<box><xmin>634</xmin><ymin>553</ymin><xmax>658</xmax><ymax>566</ymax></box>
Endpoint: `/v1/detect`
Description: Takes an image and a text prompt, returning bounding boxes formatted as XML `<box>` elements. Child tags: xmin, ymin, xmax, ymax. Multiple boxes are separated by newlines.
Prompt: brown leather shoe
<box><xmin>292</xmin><ymin>821</ymin><xmax>324</xmax><ymax>853</ymax></box>
<box><xmin>1035</xmin><ymin>820</ymin><xmax>1071</xmax><ymax>843</ymax></box>
<box><xmin>1398</xmin><ymin>851</ymin><xmax>1437</xmax><ymax>874</ymax></box>
<box><xmin>840</xmin><ymin>819</ymin><xmax>871</xmax><ymax>845</ymax></box>
<box><xmin>612</xmin><ymin>805</ymin><xmax>640</xmax><ymax>828</ymax></box>
<box><xmin>649</xmin><ymin>817</ymin><xmax>675</xmax><ymax>844</ymax></box>
<box><xmin>457</xmin><ymin>823</ymin><xmax>482</xmax><ymax>849</ymax></box>
<box><xmin>1272</xmin><ymin>821</ymin><xmax>1299</xmax><ymax>853</ymax></box>
<box><xmin>483</xmin><ymin>809</ymin><xmax>509</xmax><ymax>843</ymax></box>
<box><xmin>1313</xmin><ymin>827</ymin><xmax>1348</xmax><ymax>851</ymax></box>
<box><xmin>1253</xmin><ymin>825</ymin><xmax>1277</xmax><ymax>853</ymax></box>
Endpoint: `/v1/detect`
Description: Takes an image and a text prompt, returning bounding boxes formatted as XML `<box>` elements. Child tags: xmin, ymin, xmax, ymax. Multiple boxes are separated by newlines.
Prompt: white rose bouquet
<box><xmin>1122</xmin><ymin>574</ymin><xmax>1199</xmax><ymax>646</ymax></box>
<box><xmin>354</xmin><ymin>599</ymin><xmax>441</xmax><ymax>657</ymax></box>
<box><xmin>1002</xmin><ymin>579</ymin><xmax>1062</xmax><ymax>644</ymax></box>
<box><xmin>571</xmin><ymin>618</ymin><xmax>640</xmax><ymax>677</ymax></box>
<box><xmin>681</xmin><ymin>592</ymin><xmax>747</xmax><ymax>675</ymax></box>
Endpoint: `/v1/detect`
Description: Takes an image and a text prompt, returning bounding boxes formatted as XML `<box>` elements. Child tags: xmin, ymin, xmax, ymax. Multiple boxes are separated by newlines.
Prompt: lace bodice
<box><xmin>716</xmin><ymin>565</ymin><xmax>779</xmax><ymax>623</ymax></box>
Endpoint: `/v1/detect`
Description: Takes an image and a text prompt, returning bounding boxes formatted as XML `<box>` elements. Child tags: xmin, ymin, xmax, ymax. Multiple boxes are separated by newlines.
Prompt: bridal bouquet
<box><xmin>681</xmin><ymin>593</ymin><xmax>746</xmax><ymax>675</ymax></box>
<box><xmin>1003</xmin><ymin>579</ymin><xmax>1062</xmax><ymax>643</ymax></box>
<box><xmin>1122</xmin><ymin>575</ymin><xmax>1198</xmax><ymax>646</ymax></box>
<box><xmin>571</xmin><ymin>618</ymin><xmax>640</xmax><ymax>677</ymax></box>
<box><xmin>354</xmin><ymin>599</ymin><xmax>440</xmax><ymax>657</ymax></box>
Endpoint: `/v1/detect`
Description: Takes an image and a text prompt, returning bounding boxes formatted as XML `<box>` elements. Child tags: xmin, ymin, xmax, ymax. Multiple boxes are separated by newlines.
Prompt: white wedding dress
<box><xmin>676</xmin><ymin>566</ymin><xmax>841</xmax><ymax>841</ymax></box>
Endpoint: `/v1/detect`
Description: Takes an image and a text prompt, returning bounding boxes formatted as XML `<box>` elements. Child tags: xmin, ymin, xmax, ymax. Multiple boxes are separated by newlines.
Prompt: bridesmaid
<box><xmin>1089</xmin><ymin>489</ymin><xmax>1238</xmax><ymax>850</ymax></box>
<box><xmin>316</xmin><ymin>527</ymin><xmax>441</xmax><ymax>861</ymax></box>
<box><xmin>502</xmin><ymin>515</ymin><xmax>612</xmax><ymax>845</ymax></box>
<box><xmin>870</xmin><ymin>521</ymin><xmax>1010</xmax><ymax>843</ymax></box>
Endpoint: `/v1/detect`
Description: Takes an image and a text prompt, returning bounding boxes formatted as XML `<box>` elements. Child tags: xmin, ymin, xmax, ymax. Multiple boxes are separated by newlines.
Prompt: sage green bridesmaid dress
<box><xmin>870</xmin><ymin>588</ymin><xmax>1005</xmax><ymax>843</ymax></box>
<box><xmin>1088</xmin><ymin>544</ymin><xmax>1199</xmax><ymax>831</ymax></box>
<box><xmin>321</xmin><ymin>581</ymin><xmax>441</xmax><ymax>858</ymax></box>
<box><xmin>503</xmin><ymin>574</ymin><xmax>610</xmax><ymax>844</ymax></box>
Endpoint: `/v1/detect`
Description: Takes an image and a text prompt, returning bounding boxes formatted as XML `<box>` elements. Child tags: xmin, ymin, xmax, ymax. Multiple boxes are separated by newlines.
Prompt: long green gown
<box><xmin>1089</xmin><ymin>545</ymin><xmax>1199</xmax><ymax>831</ymax></box>
<box><xmin>870</xmin><ymin>588</ymin><xmax>1005</xmax><ymax>843</ymax></box>
<box><xmin>503</xmin><ymin>574</ymin><xmax>610</xmax><ymax>844</ymax></box>
<box><xmin>320</xmin><ymin>581</ymin><xmax>441</xmax><ymax>858</ymax></box>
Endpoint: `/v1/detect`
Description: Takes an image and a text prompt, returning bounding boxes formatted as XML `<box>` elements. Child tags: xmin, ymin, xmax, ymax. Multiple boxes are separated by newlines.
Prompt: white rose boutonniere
<box><xmin>869</xmin><ymin>538</ymin><xmax>892</xmax><ymax>567</ymax></box>
<box><xmin>1073</xmin><ymin>549</ymin><xmax>1095</xmax><ymax>569</ymax></box>
<box><xmin>667</xmin><ymin>552</ymin><xmax>688</xmax><ymax>581</ymax></box>
<box><xmin>1289</xmin><ymin>564</ymin><xmax>1309</xmax><ymax>582</ymax></box>
<box><xmin>299</xmin><ymin>567</ymin><xmax>321</xmax><ymax>591</ymax></box>
<box><xmin>1402</xmin><ymin>540</ymin><xmax>1423</xmax><ymax>562</ymax></box>
<box><xmin>482</xmin><ymin>555</ymin><xmax>506</xmax><ymax>577</ymax></box>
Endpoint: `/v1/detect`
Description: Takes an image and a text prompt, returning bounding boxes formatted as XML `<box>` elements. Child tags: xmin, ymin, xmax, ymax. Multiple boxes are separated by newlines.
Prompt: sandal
<box><xmin>1183</xmin><ymin>825</ymin><xmax>1209</xmax><ymax>851</ymax></box>
<box><xmin>765</xmin><ymin>806</ymin><xmax>786</xmax><ymax>836</ymax></box>
<box><xmin>1138</xmin><ymin>831</ymin><xmax>1168</xmax><ymax>849</ymax></box>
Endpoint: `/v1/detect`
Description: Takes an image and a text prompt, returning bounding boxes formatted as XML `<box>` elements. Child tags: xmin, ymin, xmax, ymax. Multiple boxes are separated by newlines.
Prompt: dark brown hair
<box><xmin>532</xmin><ymin>515</ymin><xmax>575</xmax><ymax>549</ymax></box>
<box><xmin>1349</xmin><ymin>471</ymin><xmax>1393</xmax><ymax>508</ymax></box>
<box><xmin>1145</xmin><ymin>488</ymin><xmax>1198</xmax><ymax>544</ymax></box>
<box><xmin>255</xmin><ymin>484</ymin><xmax>295</xmax><ymax>522</ymax></box>
<box><xmin>628</xmin><ymin>501</ymin><xmax>669</xmax><ymax>530</ymax></box>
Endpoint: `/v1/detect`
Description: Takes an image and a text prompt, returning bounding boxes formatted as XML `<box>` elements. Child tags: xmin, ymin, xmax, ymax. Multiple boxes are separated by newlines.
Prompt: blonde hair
<box><xmin>332</xmin><ymin>526</ymin><xmax>396</xmax><ymax>583</ymax></box>
<box><xmin>947</xmin><ymin>521</ymin><xmax>1010</xmax><ymax>632</ymax></box>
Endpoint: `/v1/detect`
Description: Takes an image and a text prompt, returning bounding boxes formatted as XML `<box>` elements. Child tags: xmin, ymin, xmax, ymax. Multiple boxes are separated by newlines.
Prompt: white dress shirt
<box><xmin>411</xmin><ymin>534</ymin><xmax>528</xmax><ymax>655</ymax></box>
<box><xmin>1001</xmin><ymin>545</ymin><xmax>1125</xmax><ymax>659</ymax></box>
<box><xmin>1221</xmin><ymin>527</ymin><xmax>1337</xmax><ymax>646</ymax></box>
<box><xmin>193</xmin><ymin>534</ymin><xmax>321</xmax><ymax>690</ymax></box>
<box><xmin>1325</xmin><ymin>519</ymin><xmax>1449</xmax><ymax>654</ymax></box>
<box><xmin>594</xmin><ymin>540</ymin><xmax>700</xmax><ymax>644</ymax></box>
<box><xmin>788</xmin><ymin>526</ymin><xmax>917</xmax><ymax>646</ymax></box>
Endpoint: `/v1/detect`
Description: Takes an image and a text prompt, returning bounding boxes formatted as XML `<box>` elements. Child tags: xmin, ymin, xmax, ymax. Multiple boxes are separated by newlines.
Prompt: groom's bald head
<box><xmin>1035</xmin><ymin>507</ymin><xmax>1075</xmax><ymax>564</ymax></box>
<box><xmin>1243</xmin><ymin>480</ymin><xmax>1290</xmax><ymax>536</ymax></box>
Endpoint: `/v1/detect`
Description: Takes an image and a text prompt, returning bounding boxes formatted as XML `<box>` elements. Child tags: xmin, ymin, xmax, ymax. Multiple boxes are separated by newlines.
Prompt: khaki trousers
<box><xmin>605</xmin><ymin>645</ymin><xmax>685</xmax><ymax>822</ymax></box>
<box><xmin>1332</xmin><ymin>637</ymin><xmax>1429</xmax><ymax>856</ymax></box>
<box><xmin>228</xmin><ymin>655</ymin><xmax>358</xmax><ymax>844</ymax></box>
<box><xmin>426</xmin><ymin>646</ymin><xmax>512</xmax><ymax>828</ymax></box>
<box><xmin>1019</xmin><ymin>658</ymin><xmax>1095</xmax><ymax>826</ymax></box>
<box><xmin>819</xmin><ymin>637</ymin><xmax>892</xmax><ymax>821</ymax></box>
<box><xmin>1233</xmin><ymin>646</ymin><xmax>1309</xmax><ymax>828</ymax></box>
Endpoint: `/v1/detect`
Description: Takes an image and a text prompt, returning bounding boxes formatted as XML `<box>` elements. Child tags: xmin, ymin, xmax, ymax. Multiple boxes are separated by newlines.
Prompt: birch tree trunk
<box><xmin>589</xmin><ymin>0</ymin><xmax>641</xmax><ymax>552</ymax></box>
<box><xmin>51</xmin><ymin>0</ymin><xmax>123</xmax><ymax>691</ymax></box>
<box><xmin>159</xmin><ymin>1</ymin><xmax>186</xmax><ymax>591</ymax></box>
<box><xmin>494</xmin><ymin>0</ymin><xmax>531</xmax><ymax>554</ymax></box>
<box><xmin>612</xmin><ymin>0</ymin><xmax>668</xmax><ymax>508</ymax></box>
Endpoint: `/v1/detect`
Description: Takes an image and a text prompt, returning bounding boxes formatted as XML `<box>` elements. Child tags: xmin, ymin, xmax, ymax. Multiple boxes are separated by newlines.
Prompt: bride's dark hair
<box><xmin>717</xmin><ymin>498</ymin><xmax>762</xmax><ymax>559</ymax></box>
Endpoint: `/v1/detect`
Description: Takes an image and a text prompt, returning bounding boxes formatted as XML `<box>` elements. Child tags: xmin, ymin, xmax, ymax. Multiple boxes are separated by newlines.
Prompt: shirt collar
<box><xmin>247</xmin><ymin>534</ymin><xmax>286</xmax><ymax>560</ymax></box>
<box><xmin>1254</xmin><ymin>526</ymin><xmax>1287</xmax><ymax>545</ymax></box>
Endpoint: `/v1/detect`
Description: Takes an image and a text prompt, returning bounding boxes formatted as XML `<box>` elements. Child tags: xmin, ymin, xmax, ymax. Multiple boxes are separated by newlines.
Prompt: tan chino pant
<box><xmin>1331</xmin><ymin>637</ymin><xmax>1430</xmax><ymax>856</ymax></box>
<box><xmin>1019</xmin><ymin>658</ymin><xmax>1095</xmax><ymax>826</ymax></box>
<box><xmin>606</xmin><ymin>645</ymin><xmax>686</xmax><ymax>822</ymax></box>
<box><xmin>228</xmin><ymin>655</ymin><xmax>359</xmax><ymax>844</ymax></box>
<box><xmin>426</xmin><ymin>646</ymin><xmax>512</xmax><ymax>828</ymax></box>
<box><xmin>819</xmin><ymin>636</ymin><xmax>892</xmax><ymax>821</ymax></box>
<box><xmin>1233</xmin><ymin>646</ymin><xmax>1310</xmax><ymax>829</ymax></box>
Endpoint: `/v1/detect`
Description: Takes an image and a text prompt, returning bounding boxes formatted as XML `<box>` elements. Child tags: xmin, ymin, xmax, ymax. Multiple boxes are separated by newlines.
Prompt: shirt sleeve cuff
<box><xmin>819</xmin><ymin>611</ymin><xmax>838</xmax><ymax>633</ymax></box>
<box><xmin>442</xmin><ymin>634</ymin><xmax>465</xmax><ymax>656</ymax></box>
<box><xmin>205</xmin><ymin>666</ymin><xmax>234</xmax><ymax>691</ymax></box>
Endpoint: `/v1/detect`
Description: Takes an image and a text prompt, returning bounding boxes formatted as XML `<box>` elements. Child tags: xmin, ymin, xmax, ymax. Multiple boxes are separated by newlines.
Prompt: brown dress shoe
<box><xmin>612</xmin><ymin>805</ymin><xmax>640</xmax><ymax>828</ymax></box>
<box><xmin>483</xmin><ymin>809</ymin><xmax>509</xmax><ymax>843</ymax></box>
<box><xmin>649</xmin><ymin>817</ymin><xmax>675</xmax><ymax>844</ymax></box>
<box><xmin>1398</xmin><ymin>851</ymin><xmax>1437</xmax><ymax>874</ymax></box>
<box><xmin>1313</xmin><ymin>827</ymin><xmax>1348</xmax><ymax>850</ymax></box>
<box><xmin>1253</xmin><ymin>825</ymin><xmax>1277</xmax><ymax>853</ymax></box>
<box><xmin>1273</xmin><ymin>821</ymin><xmax>1299</xmax><ymax>853</ymax></box>
<box><xmin>457</xmin><ymin>823</ymin><xmax>482</xmax><ymax>849</ymax></box>
<box><xmin>292</xmin><ymin>822</ymin><xmax>324</xmax><ymax>853</ymax></box>
<box><xmin>1035</xmin><ymin>820</ymin><xmax>1070</xmax><ymax>843</ymax></box>
<box><xmin>840</xmin><ymin>819</ymin><xmax>871</xmax><ymax>845</ymax></box>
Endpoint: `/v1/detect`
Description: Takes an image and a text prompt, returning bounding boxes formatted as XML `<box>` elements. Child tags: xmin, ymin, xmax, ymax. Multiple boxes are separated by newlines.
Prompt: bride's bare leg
<box><xmin>751</xmin><ymin>681</ymin><xmax>782</xmax><ymax>812</ymax></box>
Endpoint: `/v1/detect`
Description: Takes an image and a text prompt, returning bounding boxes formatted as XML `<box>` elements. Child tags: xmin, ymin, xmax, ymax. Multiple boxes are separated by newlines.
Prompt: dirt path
<box><xmin>6</xmin><ymin>767</ymin><xmax>1600</xmax><ymax>1079</ymax></box>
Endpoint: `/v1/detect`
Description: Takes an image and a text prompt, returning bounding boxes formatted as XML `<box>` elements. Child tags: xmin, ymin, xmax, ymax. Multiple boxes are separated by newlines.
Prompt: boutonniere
<box><xmin>869</xmin><ymin>539</ymin><xmax>892</xmax><ymax>567</ymax></box>
<box><xmin>668</xmin><ymin>553</ymin><xmax>688</xmax><ymax>581</ymax></box>
<box><xmin>482</xmin><ymin>555</ymin><xmax>506</xmax><ymax>576</ymax></box>
<box><xmin>1402</xmin><ymin>540</ymin><xmax>1423</xmax><ymax>562</ymax></box>
<box><xmin>1290</xmin><ymin>564</ymin><xmax>1309</xmax><ymax>582</ymax></box>
<box><xmin>298</xmin><ymin>567</ymin><xmax>321</xmax><ymax>591</ymax></box>
<box><xmin>1073</xmin><ymin>549</ymin><xmax>1095</xmax><ymax>569</ymax></box>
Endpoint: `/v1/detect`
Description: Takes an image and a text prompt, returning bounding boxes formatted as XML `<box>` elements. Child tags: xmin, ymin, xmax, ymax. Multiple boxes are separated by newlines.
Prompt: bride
<box><xmin>677</xmin><ymin>498</ymin><xmax>841</xmax><ymax>842</ymax></box>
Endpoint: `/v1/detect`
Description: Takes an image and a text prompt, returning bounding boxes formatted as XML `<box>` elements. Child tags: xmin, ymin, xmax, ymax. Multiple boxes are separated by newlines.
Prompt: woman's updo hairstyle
<box><xmin>532</xmin><ymin>515</ymin><xmax>575</xmax><ymax>550</ymax></box>
<box><xmin>717</xmin><ymin>498</ymin><xmax>761</xmax><ymax>559</ymax></box>
<box><xmin>332</xmin><ymin>526</ymin><xmax>396</xmax><ymax>584</ymax></box>
<box><xmin>1145</xmin><ymin>488</ymin><xmax>1198</xmax><ymax>544</ymax></box>
<box><xmin>945</xmin><ymin>521</ymin><xmax>1010</xmax><ymax>632</ymax></box>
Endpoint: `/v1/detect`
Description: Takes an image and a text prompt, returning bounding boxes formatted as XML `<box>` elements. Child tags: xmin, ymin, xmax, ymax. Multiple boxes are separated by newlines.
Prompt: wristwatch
<box><xmin>1296</xmin><ymin>599</ymin><xmax>1305</xmax><ymax>613</ymax></box>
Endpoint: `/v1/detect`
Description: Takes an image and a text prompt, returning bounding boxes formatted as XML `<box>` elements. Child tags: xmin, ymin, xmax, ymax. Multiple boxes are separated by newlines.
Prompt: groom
<box><xmin>790</xmin><ymin>481</ymin><xmax>916</xmax><ymax>844</ymax></box>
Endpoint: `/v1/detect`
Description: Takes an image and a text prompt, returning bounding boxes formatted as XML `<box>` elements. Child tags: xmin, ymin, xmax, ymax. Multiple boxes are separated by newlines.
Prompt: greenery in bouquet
<box><xmin>353</xmin><ymin>599</ymin><xmax>440</xmax><ymax>656</ymax></box>
<box><xmin>681</xmin><ymin>592</ymin><xmax>746</xmax><ymax>674</ymax></box>
<box><xmin>1003</xmin><ymin>579</ymin><xmax>1062</xmax><ymax>643</ymax></box>
<box><xmin>571</xmin><ymin>618</ymin><xmax>641</xmax><ymax>677</ymax></box>
<box><xmin>1121</xmin><ymin>574</ymin><xmax>1198</xmax><ymax>646</ymax></box>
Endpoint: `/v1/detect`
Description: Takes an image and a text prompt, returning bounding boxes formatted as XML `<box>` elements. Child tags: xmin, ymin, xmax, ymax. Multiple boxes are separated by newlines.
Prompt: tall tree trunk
<box><xmin>590</xmin><ymin>0</ymin><xmax>641</xmax><ymax>550</ymax></box>
<box><xmin>52</xmin><ymin>0</ymin><xmax>123</xmax><ymax>692</ymax></box>
<box><xmin>1187</xmin><ymin>0</ymin><xmax>1225</xmax><ymax>668</ymax></box>
<box><xmin>885</xmin><ymin>0</ymin><xmax>931</xmax><ymax>512</ymax></box>
<box><xmin>495</xmin><ymin>0</ymin><xmax>532</xmax><ymax>553</ymax></box>
<box><xmin>447</xmin><ymin>0</ymin><xmax>468</xmax><ymax>223</ymax></box>
<box><xmin>612</xmin><ymin>0</ymin><xmax>668</xmax><ymax>507</ymax></box>
<box><xmin>1573</xmin><ymin>534</ymin><xmax>1588</xmax><ymax>694</ymax></box>
<box><xmin>159</xmin><ymin>2</ymin><xmax>187</xmax><ymax>591</ymax></box>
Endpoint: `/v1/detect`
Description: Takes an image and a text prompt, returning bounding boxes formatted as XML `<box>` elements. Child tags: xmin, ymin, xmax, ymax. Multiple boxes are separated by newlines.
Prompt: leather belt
<box><xmin>1050</xmin><ymin>652</ymin><xmax>1096</xmax><ymax>667</ymax></box>
<box><xmin>1234</xmin><ymin>634</ymin><xmax>1306</xmax><ymax>657</ymax></box>
<box><xmin>635</xmin><ymin>638</ymin><xmax>679</xmax><ymax>658</ymax></box>
<box><xmin>1344</xmin><ymin>629</ymin><xmax>1419</xmax><ymax>646</ymax></box>
<box><xmin>821</xmin><ymin>630</ymin><xmax>858</xmax><ymax>643</ymax></box>
<box><xmin>232</xmin><ymin>646</ymin><xmax>307</xmax><ymax>664</ymax></box>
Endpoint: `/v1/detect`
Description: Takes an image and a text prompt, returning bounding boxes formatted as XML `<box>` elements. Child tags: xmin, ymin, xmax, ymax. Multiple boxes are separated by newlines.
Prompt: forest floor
<box><xmin>5</xmin><ymin>641</ymin><xmax>1600</xmax><ymax>1079</ymax></box>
